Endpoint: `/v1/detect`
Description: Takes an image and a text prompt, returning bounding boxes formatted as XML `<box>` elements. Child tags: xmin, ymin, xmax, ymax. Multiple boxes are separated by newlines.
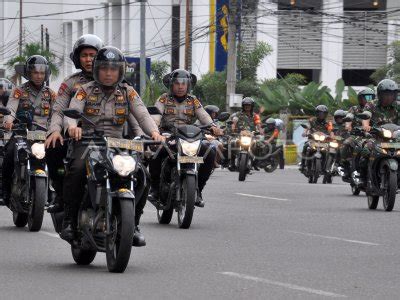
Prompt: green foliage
<box><xmin>6</xmin><ymin>43</ymin><xmax>60</xmax><ymax>80</ymax></box>
<box><xmin>142</xmin><ymin>60</ymin><xmax>169</xmax><ymax>106</ymax></box>
<box><xmin>193</xmin><ymin>71</ymin><xmax>226</xmax><ymax>109</ymax></box>
<box><xmin>237</xmin><ymin>41</ymin><xmax>272</xmax><ymax>81</ymax></box>
<box><xmin>257</xmin><ymin>77</ymin><xmax>357</xmax><ymax>115</ymax></box>
<box><xmin>371</xmin><ymin>40</ymin><xmax>400</xmax><ymax>83</ymax></box>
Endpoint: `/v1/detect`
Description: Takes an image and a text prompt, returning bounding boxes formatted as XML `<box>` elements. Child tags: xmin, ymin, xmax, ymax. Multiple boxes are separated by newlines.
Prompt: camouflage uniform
<box><xmin>231</xmin><ymin>111</ymin><xmax>261</xmax><ymax>133</ymax></box>
<box><xmin>364</xmin><ymin>101</ymin><xmax>400</xmax><ymax>127</ymax></box>
<box><xmin>341</xmin><ymin>105</ymin><xmax>365</xmax><ymax>164</ymax></box>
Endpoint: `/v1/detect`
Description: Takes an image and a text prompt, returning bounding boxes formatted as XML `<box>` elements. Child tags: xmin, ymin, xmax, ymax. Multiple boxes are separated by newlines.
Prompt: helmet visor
<box><xmin>94</xmin><ymin>61</ymin><xmax>125</xmax><ymax>86</ymax></box>
<box><xmin>172</xmin><ymin>77</ymin><xmax>190</xmax><ymax>85</ymax></box>
<box><xmin>363</xmin><ymin>94</ymin><xmax>375</xmax><ymax>101</ymax></box>
<box><xmin>27</xmin><ymin>64</ymin><xmax>49</xmax><ymax>83</ymax></box>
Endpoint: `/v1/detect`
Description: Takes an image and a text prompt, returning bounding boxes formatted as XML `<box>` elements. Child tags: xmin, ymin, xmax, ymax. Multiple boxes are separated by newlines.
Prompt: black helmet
<box><xmin>24</xmin><ymin>55</ymin><xmax>51</xmax><ymax>82</ymax></box>
<box><xmin>357</xmin><ymin>87</ymin><xmax>375</xmax><ymax>103</ymax></box>
<box><xmin>204</xmin><ymin>105</ymin><xmax>219</xmax><ymax>117</ymax></box>
<box><xmin>93</xmin><ymin>46</ymin><xmax>126</xmax><ymax>87</ymax></box>
<box><xmin>163</xmin><ymin>69</ymin><xmax>197</xmax><ymax>93</ymax></box>
<box><xmin>70</xmin><ymin>34</ymin><xmax>103</xmax><ymax>69</ymax></box>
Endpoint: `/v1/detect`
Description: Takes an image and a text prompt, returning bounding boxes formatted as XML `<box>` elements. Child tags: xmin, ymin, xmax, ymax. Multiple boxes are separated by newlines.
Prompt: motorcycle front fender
<box><xmin>380</xmin><ymin>158</ymin><xmax>398</xmax><ymax>172</ymax></box>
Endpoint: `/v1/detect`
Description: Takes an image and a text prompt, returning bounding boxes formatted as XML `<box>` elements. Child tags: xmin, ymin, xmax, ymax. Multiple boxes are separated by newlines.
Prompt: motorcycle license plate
<box><xmin>380</xmin><ymin>142</ymin><xmax>400</xmax><ymax>149</ymax></box>
<box><xmin>27</xmin><ymin>131</ymin><xmax>46</xmax><ymax>141</ymax></box>
<box><xmin>107</xmin><ymin>137</ymin><xmax>144</xmax><ymax>152</ymax></box>
<box><xmin>178</xmin><ymin>156</ymin><xmax>204</xmax><ymax>164</ymax></box>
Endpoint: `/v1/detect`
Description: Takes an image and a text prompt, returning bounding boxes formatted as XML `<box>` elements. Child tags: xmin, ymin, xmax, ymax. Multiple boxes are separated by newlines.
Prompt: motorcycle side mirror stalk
<box><xmin>63</xmin><ymin>108</ymin><xmax>97</xmax><ymax>127</ymax></box>
<box><xmin>300</xmin><ymin>124</ymin><xmax>309</xmax><ymax>129</ymax></box>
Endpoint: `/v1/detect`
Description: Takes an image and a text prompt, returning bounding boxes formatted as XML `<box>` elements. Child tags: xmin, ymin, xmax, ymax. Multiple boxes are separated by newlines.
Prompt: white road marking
<box><xmin>218</xmin><ymin>272</ymin><xmax>347</xmax><ymax>298</ymax></box>
<box><xmin>40</xmin><ymin>231</ymin><xmax>60</xmax><ymax>239</ymax></box>
<box><xmin>235</xmin><ymin>193</ymin><xmax>290</xmax><ymax>202</ymax></box>
<box><xmin>288</xmin><ymin>231</ymin><xmax>380</xmax><ymax>246</ymax></box>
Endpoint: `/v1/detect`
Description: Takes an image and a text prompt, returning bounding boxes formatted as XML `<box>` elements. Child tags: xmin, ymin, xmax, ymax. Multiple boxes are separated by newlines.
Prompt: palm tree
<box><xmin>6</xmin><ymin>43</ymin><xmax>60</xmax><ymax>84</ymax></box>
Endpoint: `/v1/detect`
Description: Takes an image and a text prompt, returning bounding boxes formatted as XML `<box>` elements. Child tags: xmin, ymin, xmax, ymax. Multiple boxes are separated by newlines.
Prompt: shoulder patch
<box><xmin>128</xmin><ymin>89</ymin><xmax>139</xmax><ymax>102</ymax></box>
<box><xmin>194</xmin><ymin>98</ymin><xmax>202</xmax><ymax>109</ymax></box>
<box><xmin>13</xmin><ymin>88</ymin><xmax>22</xmax><ymax>99</ymax></box>
<box><xmin>76</xmin><ymin>89</ymin><xmax>87</xmax><ymax>101</ymax></box>
<box><xmin>58</xmin><ymin>82</ymin><xmax>69</xmax><ymax>96</ymax></box>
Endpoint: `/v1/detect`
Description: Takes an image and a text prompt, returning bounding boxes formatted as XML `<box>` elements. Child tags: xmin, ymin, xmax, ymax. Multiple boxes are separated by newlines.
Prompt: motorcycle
<box><xmin>323</xmin><ymin>135</ymin><xmax>343</xmax><ymax>184</ymax></box>
<box><xmin>354</xmin><ymin>114</ymin><xmax>400</xmax><ymax>211</ymax></box>
<box><xmin>252</xmin><ymin>136</ymin><xmax>283</xmax><ymax>173</ymax></box>
<box><xmin>53</xmin><ymin>109</ymin><xmax>154</xmax><ymax>273</ymax></box>
<box><xmin>147</xmin><ymin>110</ymin><xmax>229</xmax><ymax>229</ymax></box>
<box><xmin>235</xmin><ymin>130</ymin><xmax>256</xmax><ymax>181</ymax></box>
<box><xmin>0</xmin><ymin>107</ymin><xmax>48</xmax><ymax>232</ymax></box>
<box><xmin>301</xmin><ymin>124</ymin><xmax>329</xmax><ymax>184</ymax></box>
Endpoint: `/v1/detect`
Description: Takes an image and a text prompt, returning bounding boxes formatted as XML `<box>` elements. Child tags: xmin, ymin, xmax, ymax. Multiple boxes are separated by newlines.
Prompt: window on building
<box><xmin>344</xmin><ymin>0</ymin><xmax>386</xmax><ymax>11</ymax></box>
<box><xmin>87</xmin><ymin>18</ymin><xmax>94</xmax><ymax>34</ymax></box>
<box><xmin>278</xmin><ymin>0</ymin><xmax>322</xmax><ymax>10</ymax></box>
<box><xmin>342</xmin><ymin>69</ymin><xmax>376</xmax><ymax>86</ymax></box>
<box><xmin>277</xmin><ymin>69</ymin><xmax>320</xmax><ymax>84</ymax></box>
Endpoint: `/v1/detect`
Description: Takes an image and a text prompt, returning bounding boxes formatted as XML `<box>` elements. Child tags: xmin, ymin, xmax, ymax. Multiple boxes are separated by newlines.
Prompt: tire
<box><xmin>313</xmin><ymin>159</ymin><xmax>321</xmax><ymax>184</ymax></box>
<box><xmin>28</xmin><ymin>177</ymin><xmax>47</xmax><ymax>232</ymax></box>
<box><xmin>13</xmin><ymin>211</ymin><xmax>28</xmax><ymax>227</ymax></box>
<box><xmin>106</xmin><ymin>198</ymin><xmax>135</xmax><ymax>273</ymax></box>
<box><xmin>157</xmin><ymin>207</ymin><xmax>173</xmax><ymax>224</ymax></box>
<box><xmin>367</xmin><ymin>194</ymin><xmax>379</xmax><ymax>210</ymax></box>
<box><xmin>264</xmin><ymin>160</ymin><xmax>278</xmax><ymax>173</ymax></box>
<box><xmin>323</xmin><ymin>176</ymin><xmax>327</xmax><ymax>184</ymax></box>
<box><xmin>383</xmin><ymin>169</ymin><xmax>397</xmax><ymax>212</ymax></box>
<box><xmin>71</xmin><ymin>245</ymin><xmax>97</xmax><ymax>265</ymax></box>
<box><xmin>177</xmin><ymin>175</ymin><xmax>196</xmax><ymax>229</ymax></box>
<box><xmin>351</xmin><ymin>185</ymin><xmax>360</xmax><ymax>196</ymax></box>
<box><xmin>325</xmin><ymin>155</ymin><xmax>333</xmax><ymax>175</ymax></box>
<box><xmin>238</xmin><ymin>154</ymin><xmax>248</xmax><ymax>182</ymax></box>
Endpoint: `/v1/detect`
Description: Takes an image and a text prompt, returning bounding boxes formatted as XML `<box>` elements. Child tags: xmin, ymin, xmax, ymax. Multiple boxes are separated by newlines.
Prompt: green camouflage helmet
<box><xmin>334</xmin><ymin>109</ymin><xmax>347</xmax><ymax>118</ymax></box>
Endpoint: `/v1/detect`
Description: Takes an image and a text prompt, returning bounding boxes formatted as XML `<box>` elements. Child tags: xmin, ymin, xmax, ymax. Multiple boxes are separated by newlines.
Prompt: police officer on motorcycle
<box><xmin>149</xmin><ymin>69</ymin><xmax>221</xmax><ymax>208</ymax></box>
<box><xmin>61</xmin><ymin>46</ymin><xmax>164</xmax><ymax>246</ymax></box>
<box><xmin>3</xmin><ymin>55</ymin><xmax>56</xmax><ymax>206</ymax></box>
<box><xmin>45</xmin><ymin>34</ymin><xmax>103</xmax><ymax>213</ymax></box>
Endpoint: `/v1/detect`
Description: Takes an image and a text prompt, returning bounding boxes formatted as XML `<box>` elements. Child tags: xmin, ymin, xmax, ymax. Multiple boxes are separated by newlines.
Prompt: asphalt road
<box><xmin>1</xmin><ymin>168</ymin><xmax>400</xmax><ymax>299</ymax></box>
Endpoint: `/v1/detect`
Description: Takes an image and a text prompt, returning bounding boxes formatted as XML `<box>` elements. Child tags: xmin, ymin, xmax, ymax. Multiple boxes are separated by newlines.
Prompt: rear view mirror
<box><xmin>14</xmin><ymin>64</ymin><xmax>25</xmax><ymax>77</ymax></box>
<box><xmin>357</xmin><ymin>112</ymin><xmax>371</xmax><ymax>120</ymax></box>
<box><xmin>300</xmin><ymin>124</ymin><xmax>309</xmax><ymax>129</ymax></box>
<box><xmin>147</xmin><ymin>106</ymin><xmax>161</xmax><ymax>115</ymax></box>
<box><xmin>0</xmin><ymin>107</ymin><xmax>11</xmax><ymax>116</ymax></box>
<box><xmin>218</xmin><ymin>112</ymin><xmax>230</xmax><ymax>122</ymax></box>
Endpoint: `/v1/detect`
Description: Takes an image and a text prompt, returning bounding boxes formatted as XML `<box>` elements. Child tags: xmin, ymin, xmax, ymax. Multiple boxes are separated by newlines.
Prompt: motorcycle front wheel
<box><xmin>383</xmin><ymin>169</ymin><xmax>397</xmax><ymax>212</ymax></box>
<box><xmin>238</xmin><ymin>154</ymin><xmax>248</xmax><ymax>182</ymax></box>
<box><xmin>106</xmin><ymin>198</ymin><xmax>135</xmax><ymax>273</ymax></box>
<box><xmin>71</xmin><ymin>245</ymin><xmax>97</xmax><ymax>265</ymax></box>
<box><xmin>177</xmin><ymin>175</ymin><xmax>196</xmax><ymax>229</ymax></box>
<box><xmin>28</xmin><ymin>177</ymin><xmax>47</xmax><ymax>232</ymax></box>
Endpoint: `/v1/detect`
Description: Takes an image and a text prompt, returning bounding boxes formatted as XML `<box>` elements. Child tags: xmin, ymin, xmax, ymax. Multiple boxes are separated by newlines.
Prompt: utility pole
<box><xmin>41</xmin><ymin>24</ymin><xmax>44</xmax><ymax>50</ymax></box>
<box><xmin>19</xmin><ymin>0</ymin><xmax>22</xmax><ymax>57</ymax></box>
<box><xmin>184</xmin><ymin>0</ymin><xmax>192</xmax><ymax>71</ymax></box>
<box><xmin>226</xmin><ymin>0</ymin><xmax>238</xmax><ymax>113</ymax></box>
<box><xmin>140</xmin><ymin>0</ymin><xmax>146</xmax><ymax>96</ymax></box>
<box><xmin>45</xmin><ymin>27</ymin><xmax>50</xmax><ymax>85</ymax></box>
<box><xmin>171</xmin><ymin>0</ymin><xmax>180</xmax><ymax>71</ymax></box>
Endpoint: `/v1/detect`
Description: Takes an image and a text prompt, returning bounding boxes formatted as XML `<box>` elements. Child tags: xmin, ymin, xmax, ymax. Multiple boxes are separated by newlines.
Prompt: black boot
<box><xmin>132</xmin><ymin>226</ymin><xmax>146</xmax><ymax>247</ymax></box>
<box><xmin>60</xmin><ymin>218</ymin><xmax>75</xmax><ymax>241</ymax></box>
<box><xmin>195</xmin><ymin>191</ymin><xmax>205</xmax><ymax>207</ymax></box>
<box><xmin>47</xmin><ymin>196</ymin><xmax>64</xmax><ymax>213</ymax></box>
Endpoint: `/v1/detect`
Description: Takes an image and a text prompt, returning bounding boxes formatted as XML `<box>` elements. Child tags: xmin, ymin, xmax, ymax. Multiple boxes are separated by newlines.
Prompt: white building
<box><xmin>0</xmin><ymin>0</ymin><xmax>399</xmax><ymax>93</ymax></box>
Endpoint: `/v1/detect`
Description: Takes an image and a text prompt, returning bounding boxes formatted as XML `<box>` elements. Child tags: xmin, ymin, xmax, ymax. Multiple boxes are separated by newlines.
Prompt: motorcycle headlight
<box><xmin>313</xmin><ymin>133</ymin><xmax>321</xmax><ymax>141</ymax></box>
<box><xmin>329</xmin><ymin>141</ymin><xmax>339</xmax><ymax>148</ymax></box>
<box><xmin>240</xmin><ymin>136</ymin><xmax>252</xmax><ymax>146</ymax></box>
<box><xmin>112</xmin><ymin>155</ymin><xmax>136</xmax><ymax>177</ymax></box>
<box><xmin>382</xmin><ymin>129</ymin><xmax>392</xmax><ymax>138</ymax></box>
<box><xmin>180</xmin><ymin>139</ymin><xmax>201</xmax><ymax>157</ymax></box>
<box><xmin>31</xmin><ymin>142</ymin><xmax>45</xmax><ymax>160</ymax></box>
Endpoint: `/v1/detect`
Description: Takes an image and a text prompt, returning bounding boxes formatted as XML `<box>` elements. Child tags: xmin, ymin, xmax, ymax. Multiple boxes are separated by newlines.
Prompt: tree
<box><xmin>194</xmin><ymin>41</ymin><xmax>272</xmax><ymax>108</ymax></box>
<box><xmin>6</xmin><ymin>43</ymin><xmax>60</xmax><ymax>83</ymax></box>
<box><xmin>371</xmin><ymin>41</ymin><xmax>400</xmax><ymax>83</ymax></box>
<box><xmin>142</xmin><ymin>60</ymin><xmax>169</xmax><ymax>105</ymax></box>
